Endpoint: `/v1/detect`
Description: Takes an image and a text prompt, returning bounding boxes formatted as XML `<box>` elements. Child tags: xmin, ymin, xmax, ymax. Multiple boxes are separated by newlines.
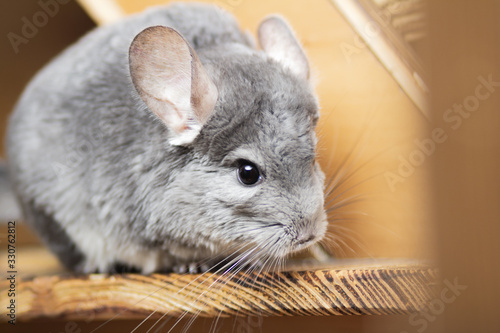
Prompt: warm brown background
<box><xmin>429</xmin><ymin>1</ymin><xmax>500</xmax><ymax>332</ymax></box>
<box><xmin>0</xmin><ymin>1</ymin><xmax>95</xmax><ymax>157</ymax></box>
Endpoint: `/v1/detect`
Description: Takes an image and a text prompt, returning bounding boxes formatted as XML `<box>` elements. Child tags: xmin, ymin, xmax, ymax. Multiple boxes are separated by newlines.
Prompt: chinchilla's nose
<box><xmin>295</xmin><ymin>233</ymin><xmax>315</xmax><ymax>245</ymax></box>
<box><xmin>297</xmin><ymin>202</ymin><xmax>327</xmax><ymax>245</ymax></box>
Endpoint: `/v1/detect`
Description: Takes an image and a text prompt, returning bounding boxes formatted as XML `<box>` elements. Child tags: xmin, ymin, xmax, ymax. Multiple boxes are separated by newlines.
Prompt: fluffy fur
<box><xmin>6</xmin><ymin>3</ymin><xmax>327</xmax><ymax>273</ymax></box>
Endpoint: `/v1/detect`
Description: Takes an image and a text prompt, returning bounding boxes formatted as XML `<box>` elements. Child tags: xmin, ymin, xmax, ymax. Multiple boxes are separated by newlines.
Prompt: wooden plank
<box><xmin>0</xmin><ymin>260</ymin><xmax>436</xmax><ymax>320</ymax></box>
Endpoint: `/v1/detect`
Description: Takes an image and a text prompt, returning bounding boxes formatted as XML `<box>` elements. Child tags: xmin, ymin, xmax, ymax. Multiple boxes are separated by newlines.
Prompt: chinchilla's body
<box><xmin>6</xmin><ymin>3</ymin><xmax>327</xmax><ymax>273</ymax></box>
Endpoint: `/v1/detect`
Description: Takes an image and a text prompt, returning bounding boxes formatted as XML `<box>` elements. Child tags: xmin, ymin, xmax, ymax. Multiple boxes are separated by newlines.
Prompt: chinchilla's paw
<box><xmin>173</xmin><ymin>262</ymin><xmax>211</xmax><ymax>274</ymax></box>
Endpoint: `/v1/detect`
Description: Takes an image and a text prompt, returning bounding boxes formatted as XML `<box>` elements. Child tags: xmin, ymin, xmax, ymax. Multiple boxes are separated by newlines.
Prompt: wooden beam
<box><xmin>330</xmin><ymin>0</ymin><xmax>429</xmax><ymax>117</ymax></box>
<box><xmin>75</xmin><ymin>0</ymin><xmax>125</xmax><ymax>25</ymax></box>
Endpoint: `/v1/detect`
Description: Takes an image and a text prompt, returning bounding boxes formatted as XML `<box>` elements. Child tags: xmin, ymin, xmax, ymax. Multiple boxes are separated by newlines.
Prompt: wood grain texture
<box><xmin>0</xmin><ymin>261</ymin><xmax>436</xmax><ymax>321</ymax></box>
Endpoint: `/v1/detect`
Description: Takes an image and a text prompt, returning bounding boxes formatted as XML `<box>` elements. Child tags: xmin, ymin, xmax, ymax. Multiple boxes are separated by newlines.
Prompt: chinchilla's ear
<box><xmin>258</xmin><ymin>16</ymin><xmax>309</xmax><ymax>81</ymax></box>
<box><xmin>129</xmin><ymin>26</ymin><xmax>218</xmax><ymax>146</ymax></box>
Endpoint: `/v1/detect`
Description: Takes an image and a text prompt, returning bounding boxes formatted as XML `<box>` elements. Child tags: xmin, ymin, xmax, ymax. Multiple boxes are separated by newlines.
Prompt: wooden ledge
<box><xmin>0</xmin><ymin>259</ymin><xmax>437</xmax><ymax>321</ymax></box>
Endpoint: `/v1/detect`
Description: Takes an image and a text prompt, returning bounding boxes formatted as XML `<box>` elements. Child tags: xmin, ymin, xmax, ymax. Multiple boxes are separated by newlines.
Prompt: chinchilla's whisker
<box><xmin>228</xmin><ymin>245</ymin><xmax>278</xmax><ymax>326</ymax></box>
<box><xmin>94</xmin><ymin>264</ymin><xmax>216</xmax><ymax>333</ymax></box>
<box><xmin>327</xmin><ymin>216</ymin><xmax>365</xmax><ymax>225</ymax></box>
<box><xmin>327</xmin><ymin>168</ymin><xmax>397</xmax><ymax>209</ymax></box>
<box><xmin>101</xmin><ymin>241</ymin><xmax>262</xmax><ymax>333</ymax></box>
<box><xmin>327</xmin><ymin>220</ymin><xmax>366</xmax><ymax>233</ymax></box>
<box><xmin>325</xmin><ymin>191</ymin><xmax>365</xmax><ymax>209</ymax></box>
<box><xmin>328</xmin><ymin>210</ymin><xmax>369</xmax><ymax>218</ymax></box>
<box><xmin>159</xmin><ymin>244</ymin><xmax>270</xmax><ymax>333</ymax></box>
<box><xmin>180</xmin><ymin>245</ymin><xmax>276</xmax><ymax>333</ymax></box>
<box><xmin>325</xmin><ymin>141</ymin><xmax>392</xmax><ymax>201</ymax></box>
<box><xmin>321</xmin><ymin>103</ymin><xmax>405</xmax><ymax>258</ymax></box>
<box><xmin>209</xmin><ymin>311</ymin><xmax>225</xmax><ymax>333</ymax></box>
<box><xmin>130</xmin><ymin>309</ymin><xmax>163</xmax><ymax>333</ymax></box>
<box><xmin>150</xmin><ymin>316</ymin><xmax>171</xmax><ymax>333</ymax></box>
<box><xmin>327</xmin><ymin>173</ymin><xmax>386</xmax><ymax>205</ymax></box>
<box><xmin>143</xmin><ymin>243</ymin><xmax>258</xmax><ymax>333</ymax></box>
<box><xmin>133</xmin><ymin>195</ymin><xmax>309</xmax><ymax>332</ymax></box>
<box><xmin>322</xmin><ymin>103</ymin><xmax>385</xmax><ymax>202</ymax></box>
<box><xmin>325</xmin><ymin>223</ymin><xmax>373</xmax><ymax>257</ymax></box>
<box><xmin>333</xmin><ymin>214</ymin><xmax>403</xmax><ymax>241</ymax></box>
<box><xmin>326</xmin><ymin>234</ymin><xmax>355</xmax><ymax>256</ymax></box>
<box><xmin>326</xmin><ymin>195</ymin><xmax>365</xmax><ymax>212</ymax></box>
<box><xmin>320</xmin><ymin>234</ymin><xmax>347</xmax><ymax>257</ymax></box>
<box><xmin>227</xmin><ymin>246</ymin><xmax>276</xmax><ymax>332</ymax></box>
<box><xmin>316</xmin><ymin>113</ymin><xmax>341</xmax><ymax>168</ymax></box>
<box><xmin>324</xmin><ymin>219</ymin><xmax>368</xmax><ymax>256</ymax></box>
<box><xmin>325</xmin><ymin>130</ymin><xmax>398</xmax><ymax>200</ymax></box>
<box><xmin>326</xmin><ymin>127</ymin><xmax>369</xmax><ymax>193</ymax></box>
<box><xmin>326</xmin><ymin>226</ymin><xmax>361</xmax><ymax>244</ymax></box>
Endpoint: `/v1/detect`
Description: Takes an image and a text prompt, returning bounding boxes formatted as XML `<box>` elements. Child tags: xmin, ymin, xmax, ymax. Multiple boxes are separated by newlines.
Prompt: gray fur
<box><xmin>6</xmin><ymin>3</ymin><xmax>327</xmax><ymax>273</ymax></box>
<box><xmin>0</xmin><ymin>161</ymin><xmax>21</xmax><ymax>222</ymax></box>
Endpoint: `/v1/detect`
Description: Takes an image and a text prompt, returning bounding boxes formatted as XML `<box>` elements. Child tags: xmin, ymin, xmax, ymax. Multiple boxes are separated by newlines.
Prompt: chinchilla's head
<box><xmin>129</xmin><ymin>16</ymin><xmax>327</xmax><ymax>269</ymax></box>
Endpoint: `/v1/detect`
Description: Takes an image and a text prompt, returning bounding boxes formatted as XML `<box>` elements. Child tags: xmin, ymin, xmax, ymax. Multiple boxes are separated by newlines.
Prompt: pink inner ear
<box><xmin>258</xmin><ymin>16</ymin><xmax>309</xmax><ymax>81</ymax></box>
<box><xmin>129</xmin><ymin>25</ymin><xmax>218</xmax><ymax>145</ymax></box>
<box><xmin>129</xmin><ymin>26</ymin><xmax>194</xmax><ymax>133</ymax></box>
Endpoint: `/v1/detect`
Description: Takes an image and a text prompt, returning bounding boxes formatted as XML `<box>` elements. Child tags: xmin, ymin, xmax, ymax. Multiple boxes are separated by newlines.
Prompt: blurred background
<box><xmin>1</xmin><ymin>0</ymin><xmax>499</xmax><ymax>332</ymax></box>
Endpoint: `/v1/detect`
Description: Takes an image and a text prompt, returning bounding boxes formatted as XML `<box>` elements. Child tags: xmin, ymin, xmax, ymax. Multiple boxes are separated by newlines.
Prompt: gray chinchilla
<box><xmin>6</xmin><ymin>2</ymin><xmax>327</xmax><ymax>274</ymax></box>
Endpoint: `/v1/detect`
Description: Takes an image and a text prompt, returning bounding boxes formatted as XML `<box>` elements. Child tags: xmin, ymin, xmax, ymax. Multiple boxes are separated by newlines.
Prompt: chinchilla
<box><xmin>6</xmin><ymin>2</ymin><xmax>327</xmax><ymax>274</ymax></box>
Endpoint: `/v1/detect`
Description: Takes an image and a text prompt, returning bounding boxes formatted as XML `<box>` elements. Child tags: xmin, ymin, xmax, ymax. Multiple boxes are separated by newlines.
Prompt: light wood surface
<box><xmin>0</xmin><ymin>260</ymin><xmax>436</xmax><ymax>320</ymax></box>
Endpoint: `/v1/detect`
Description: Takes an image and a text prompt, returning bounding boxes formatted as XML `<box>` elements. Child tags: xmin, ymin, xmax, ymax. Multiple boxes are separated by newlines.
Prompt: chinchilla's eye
<box><xmin>237</xmin><ymin>160</ymin><xmax>261</xmax><ymax>186</ymax></box>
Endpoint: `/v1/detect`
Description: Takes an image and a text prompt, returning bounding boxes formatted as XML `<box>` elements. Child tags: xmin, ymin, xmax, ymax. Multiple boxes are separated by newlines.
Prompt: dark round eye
<box><xmin>237</xmin><ymin>161</ymin><xmax>261</xmax><ymax>186</ymax></box>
